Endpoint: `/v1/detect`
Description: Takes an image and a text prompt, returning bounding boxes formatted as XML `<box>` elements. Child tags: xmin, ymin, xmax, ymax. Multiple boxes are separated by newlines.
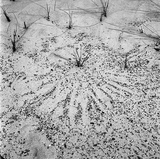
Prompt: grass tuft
<box><xmin>1</xmin><ymin>7</ymin><xmax>11</xmax><ymax>22</ymax></box>
<box><xmin>22</xmin><ymin>18</ymin><xmax>41</xmax><ymax>30</ymax></box>
<box><xmin>100</xmin><ymin>0</ymin><xmax>109</xmax><ymax>18</ymax></box>
<box><xmin>23</xmin><ymin>21</ymin><xmax>27</xmax><ymax>29</ymax></box>
<box><xmin>8</xmin><ymin>24</ymin><xmax>27</xmax><ymax>53</ymax></box>
<box><xmin>72</xmin><ymin>45</ymin><xmax>90</xmax><ymax>67</ymax></box>
<box><xmin>30</xmin><ymin>1</ymin><xmax>52</xmax><ymax>21</ymax></box>
<box><xmin>91</xmin><ymin>0</ymin><xmax>110</xmax><ymax>21</ymax></box>
<box><xmin>11</xmin><ymin>29</ymin><xmax>18</xmax><ymax>52</ymax></box>
<box><xmin>59</xmin><ymin>5</ymin><xmax>74</xmax><ymax>30</ymax></box>
<box><xmin>46</xmin><ymin>3</ymin><xmax>51</xmax><ymax>21</ymax></box>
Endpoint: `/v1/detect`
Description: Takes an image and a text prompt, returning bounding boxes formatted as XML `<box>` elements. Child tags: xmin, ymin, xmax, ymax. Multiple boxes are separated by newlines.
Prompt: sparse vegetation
<box><xmin>110</xmin><ymin>22</ymin><xmax>160</xmax><ymax>44</ymax></box>
<box><xmin>1</xmin><ymin>7</ymin><xmax>11</xmax><ymax>22</ymax></box>
<box><xmin>76</xmin><ymin>0</ymin><xmax>110</xmax><ymax>22</ymax></box>
<box><xmin>72</xmin><ymin>45</ymin><xmax>90</xmax><ymax>67</ymax></box>
<box><xmin>7</xmin><ymin>25</ymin><xmax>26</xmax><ymax>52</ymax></box>
<box><xmin>100</xmin><ymin>0</ymin><xmax>109</xmax><ymax>18</ymax></box>
<box><xmin>65</xmin><ymin>10</ymin><xmax>73</xmax><ymax>29</ymax></box>
<box><xmin>23</xmin><ymin>21</ymin><xmax>27</xmax><ymax>29</ymax></box>
<box><xmin>91</xmin><ymin>0</ymin><xmax>110</xmax><ymax>21</ymax></box>
<box><xmin>11</xmin><ymin>29</ymin><xmax>17</xmax><ymax>52</ymax></box>
<box><xmin>59</xmin><ymin>6</ymin><xmax>74</xmax><ymax>29</ymax></box>
<box><xmin>31</xmin><ymin>1</ymin><xmax>52</xmax><ymax>21</ymax></box>
<box><xmin>45</xmin><ymin>3</ymin><xmax>51</xmax><ymax>21</ymax></box>
<box><xmin>100</xmin><ymin>11</ymin><xmax>103</xmax><ymax>22</ymax></box>
<box><xmin>1</xmin><ymin>1</ymin><xmax>160</xmax><ymax>158</ymax></box>
<box><xmin>10</xmin><ymin>27</ymin><xmax>20</xmax><ymax>52</ymax></box>
<box><xmin>22</xmin><ymin>18</ymin><xmax>41</xmax><ymax>30</ymax></box>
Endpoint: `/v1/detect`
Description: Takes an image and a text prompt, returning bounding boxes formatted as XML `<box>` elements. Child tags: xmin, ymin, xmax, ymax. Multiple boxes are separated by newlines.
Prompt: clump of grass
<box><xmin>1</xmin><ymin>7</ymin><xmax>11</xmax><ymax>22</ymax></box>
<box><xmin>9</xmin><ymin>15</ymin><xmax>29</xmax><ymax>52</ymax></box>
<box><xmin>31</xmin><ymin>1</ymin><xmax>51</xmax><ymax>21</ymax></box>
<box><xmin>1</xmin><ymin>28</ymin><xmax>21</xmax><ymax>52</ymax></box>
<box><xmin>22</xmin><ymin>18</ymin><xmax>41</xmax><ymax>30</ymax></box>
<box><xmin>8</xmin><ymin>25</ymin><xmax>26</xmax><ymax>53</ymax></box>
<box><xmin>11</xmin><ymin>29</ymin><xmax>18</xmax><ymax>52</ymax></box>
<box><xmin>23</xmin><ymin>21</ymin><xmax>27</xmax><ymax>29</ymax></box>
<box><xmin>72</xmin><ymin>45</ymin><xmax>90</xmax><ymax>67</ymax></box>
<box><xmin>59</xmin><ymin>5</ymin><xmax>74</xmax><ymax>30</ymax></box>
<box><xmin>90</xmin><ymin>0</ymin><xmax>110</xmax><ymax>21</ymax></box>
<box><xmin>42</xmin><ymin>3</ymin><xmax>51</xmax><ymax>21</ymax></box>
<box><xmin>100</xmin><ymin>0</ymin><xmax>109</xmax><ymax>18</ymax></box>
<box><xmin>64</xmin><ymin>10</ymin><xmax>73</xmax><ymax>29</ymax></box>
<box><xmin>100</xmin><ymin>12</ymin><xmax>103</xmax><ymax>22</ymax></box>
<box><xmin>74</xmin><ymin>0</ymin><xmax>109</xmax><ymax>23</ymax></box>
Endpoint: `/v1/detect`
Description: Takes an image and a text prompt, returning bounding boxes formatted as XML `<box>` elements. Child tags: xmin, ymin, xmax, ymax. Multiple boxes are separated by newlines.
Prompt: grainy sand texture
<box><xmin>0</xmin><ymin>0</ymin><xmax>160</xmax><ymax>158</ymax></box>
